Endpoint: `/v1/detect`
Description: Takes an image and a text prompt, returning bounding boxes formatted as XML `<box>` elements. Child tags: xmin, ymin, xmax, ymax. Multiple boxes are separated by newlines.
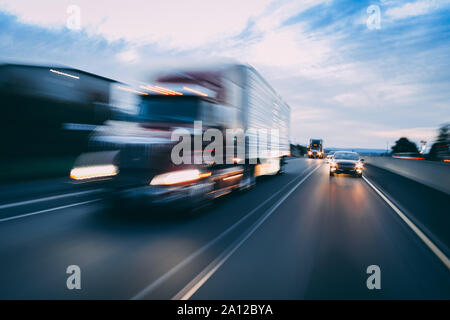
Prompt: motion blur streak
<box><xmin>173</xmin><ymin>165</ymin><xmax>321</xmax><ymax>300</ymax></box>
<box><xmin>0</xmin><ymin>189</ymin><xmax>104</xmax><ymax>210</ymax></box>
<box><xmin>49</xmin><ymin>69</ymin><xmax>80</xmax><ymax>79</ymax></box>
<box><xmin>0</xmin><ymin>58</ymin><xmax>448</xmax><ymax>301</ymax></box>
<box><xmin>393</xmin><ymin>156</ymin><xmax>426</xmax><ymax>160</ymax></box>
<box><xmin>0</xmin><ymin>159</ymin><xmax>449</xmax><ymax>299</ymax></box>
<box><xmin>182</xmin><ymin>86</ymin><xmax>208</xmax><ymax>97</ymax></box>
<box><xmin>70</xmin><ymin>165</ymin><xmax>118</xmax><ymax>180</ymax></box>
<box><xmin>0</xmin><ymin>199</ymin><xmax>102</xmax><ymax>223</ymax></box>
<box><xmin>131</xmin><ymin>163</ymin><xmax>318</xmax><ymax>300</ymax></box>
<box><xmin>362</xmin><ymin>176</ymin><xmax>450</xmax><ymax>270</ymax></box>
<box><xmin>117</xmin><ymin>85</ymin><xmax>148</xmax><ymax>95</ymax></box>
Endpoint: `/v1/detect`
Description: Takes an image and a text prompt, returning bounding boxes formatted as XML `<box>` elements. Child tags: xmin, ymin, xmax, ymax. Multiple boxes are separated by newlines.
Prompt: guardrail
<box><xmin>365</xmin><ymin>156</ymin><xmax>450</xmax><ymax>195</ymax></box>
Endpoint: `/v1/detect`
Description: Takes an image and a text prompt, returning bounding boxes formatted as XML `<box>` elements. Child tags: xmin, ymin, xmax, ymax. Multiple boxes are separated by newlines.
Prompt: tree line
<box><xmin>391</xmin><ymin>123</ymin><xmax>449</xmax><ymax>161</ymax></box>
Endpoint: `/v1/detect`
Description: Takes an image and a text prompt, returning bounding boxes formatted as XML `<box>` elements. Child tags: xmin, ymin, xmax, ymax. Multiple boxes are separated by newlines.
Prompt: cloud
<box><xmin>0</xmin><ymin>0</ymin><xmax>272</xmax><ymax>49</ymax></box>
<box><xmin>385</xmin><ymin>0</ymin><xmax>450</xmax><ymax>20</ymax></box>
<box><xmin>116</xmin><ymin>47</ymin><xmax>139</xmax><ymax>63</ymax></box>
<box><xmin>253</xmin><ymin>0</ymin><xmax>328</xmax><ymax>33</ymax></box>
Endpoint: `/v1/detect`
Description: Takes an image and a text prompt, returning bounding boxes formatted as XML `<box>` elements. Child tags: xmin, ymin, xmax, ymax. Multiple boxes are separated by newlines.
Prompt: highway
<box><xmin>0</xmin><ymin>158</ymin><xmax>449</xmax><ymax>299</ymax></box>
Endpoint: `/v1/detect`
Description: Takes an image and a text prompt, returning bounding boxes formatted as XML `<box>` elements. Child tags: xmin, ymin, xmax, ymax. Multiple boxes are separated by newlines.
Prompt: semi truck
<box><xmin>307</xmin><ymin>139</ymin><xmax>324</xmax><ymax>159</ymax></box>
<box><xmin>70</xmin><ymin>63</ymin><xmax>290</xmax><ymax>212</ymax></box>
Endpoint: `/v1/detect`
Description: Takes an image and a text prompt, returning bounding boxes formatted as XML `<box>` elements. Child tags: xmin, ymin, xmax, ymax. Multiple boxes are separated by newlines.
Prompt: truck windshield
<box><xmin>138</xmin><ymin>96</ymin><xmax>202</xmax><ymax>123</ymax></box>
<box><xmin>310</xmin><ymin>140</ymin><xmax>321</xmax><ymax>149</ymax></box>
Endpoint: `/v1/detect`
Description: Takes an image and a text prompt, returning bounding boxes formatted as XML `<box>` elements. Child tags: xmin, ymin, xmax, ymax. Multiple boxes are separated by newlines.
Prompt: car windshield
<box><xmin>138</xmin><ymin>96</ymin><xmax>202</xmax><ymax>123</ymax></box>
<box><xmin>334</xmin><ymin>152</ymin><xmax>359</xmax><ymax>160</ymax></box>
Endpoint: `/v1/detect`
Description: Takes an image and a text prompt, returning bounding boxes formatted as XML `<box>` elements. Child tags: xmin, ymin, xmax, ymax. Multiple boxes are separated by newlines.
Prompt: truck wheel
<box><xmin>330</xmin><ymin>171</ymin><xmax>334</xmax><ymax>176</ymax></box>
<box><xmin>277</xmin><ymin>158</ymin><xmax>285</xmax><ymax>175</ymax></box>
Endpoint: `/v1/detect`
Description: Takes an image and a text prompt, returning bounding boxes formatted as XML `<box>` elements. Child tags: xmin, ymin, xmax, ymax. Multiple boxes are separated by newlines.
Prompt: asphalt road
<box><xmin>0</xmin><ymin>158</ymin><xmax>449</xmax><ymax>299</ymax></box>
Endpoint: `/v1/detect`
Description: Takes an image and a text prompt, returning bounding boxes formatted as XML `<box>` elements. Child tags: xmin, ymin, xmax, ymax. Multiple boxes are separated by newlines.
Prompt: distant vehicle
<box><xmin>392</xmin><ymin>152</ymin><xmax>425</xmax><ymax>160</ymax></box>
<box><xmin>329</xmin><ymin>151</ymin><xmax>364</xmax><ymax>177</ymax></box>
<box><xmin>307</xmin><ymin>139</ymin><xmax>324</xmax><ymax>158</ymax></box>
<box><xmin>70</xmin><ymin>63</ymin><xmax>291</xmax><ymax>212</ymax></box>
<box><xmin>0</xmin><ymin>64</ymin><xmax>114</xmax><ymax>161</ymax></box>
<box><xmin>325</xmin><ymin>151</ymin><xmax>335</xmax><ymax>163</ymax></box>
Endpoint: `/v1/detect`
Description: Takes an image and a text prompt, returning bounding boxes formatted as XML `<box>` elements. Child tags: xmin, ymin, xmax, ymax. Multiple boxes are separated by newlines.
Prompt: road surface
<box><xmin>0</xmin><ymin>158</ymin><xmax>449</xmax><ymax>299</ymax></box>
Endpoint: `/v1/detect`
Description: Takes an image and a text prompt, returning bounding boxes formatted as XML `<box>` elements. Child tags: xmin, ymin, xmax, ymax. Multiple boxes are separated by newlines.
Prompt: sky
<box><xmin>0</xmin><ymin>0</ymin><xmax>449</xmax><ymax>149</ymax></box>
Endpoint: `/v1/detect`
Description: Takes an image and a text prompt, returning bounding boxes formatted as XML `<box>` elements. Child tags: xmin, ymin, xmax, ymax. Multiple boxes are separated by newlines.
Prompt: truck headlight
<box><xmin>356</xmin><ymin>162</ymin><xmax>364</xmax><ymax>169</ymax></box>
<box><xmin>150</xmin><ymin>169</ymin><xmax>211</xmax><ymax>186</ymax></box>
<box><xmin>70</xmin><ymin>164</ymin><xmax>118</xmax><ymax>180</ymax></box>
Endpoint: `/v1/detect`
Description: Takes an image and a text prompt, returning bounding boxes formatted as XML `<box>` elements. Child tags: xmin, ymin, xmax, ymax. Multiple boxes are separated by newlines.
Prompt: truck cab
<box><xmin>307</xmin><ymin>139</ymin><xmax>324</xmax><ymax>159</ymax></box>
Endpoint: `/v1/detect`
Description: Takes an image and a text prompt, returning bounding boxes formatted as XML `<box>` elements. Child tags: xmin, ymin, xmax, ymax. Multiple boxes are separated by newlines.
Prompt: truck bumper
<box><xmin>112</xmin><ymin>182</ymin><xmax>214</xmax><ymax>210</ymax></box>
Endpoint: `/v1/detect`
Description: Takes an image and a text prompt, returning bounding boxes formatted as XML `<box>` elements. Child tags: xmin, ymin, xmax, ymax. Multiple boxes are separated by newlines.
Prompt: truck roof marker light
<box><xmin>49</xmin><ymin>69</ymin><xmax>79</xmax><ymax>79</ymax></box>
<box><xmin>140</xmin><ymin>85</ymin><xmax>182</xmax><ymax>95</ymax></box>
<box><xmin>117</xmin><ymin>85</ymin><xmax>148</xmax><ymax>95</ymax></box>
<box><xmin>155</xmin><ymin>85</ymin><xmax>183</xmax><ymax>95</ymax></box>
<box><xmin>183</xmin><ymin>86</ymin><xmax>208</xmax><ymax>97</ymax></box>
<box><xmin>140</xmin><ymin>85</ymin><xmax>168</xmax><ymax>95</ymax></box>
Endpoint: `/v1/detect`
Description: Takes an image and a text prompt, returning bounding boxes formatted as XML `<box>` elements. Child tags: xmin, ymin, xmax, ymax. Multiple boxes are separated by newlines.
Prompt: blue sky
<box><xmin>0</xmin><ymin>0</ymin><xmax>449</xmax><ymax>149</ymax></box>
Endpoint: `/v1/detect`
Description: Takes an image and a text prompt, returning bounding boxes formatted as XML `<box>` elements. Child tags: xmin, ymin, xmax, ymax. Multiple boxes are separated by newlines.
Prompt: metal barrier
<box><xmin>365</xmin><ymin>156</ymin><xmax>450</xmax><ymax>195</ymax></box>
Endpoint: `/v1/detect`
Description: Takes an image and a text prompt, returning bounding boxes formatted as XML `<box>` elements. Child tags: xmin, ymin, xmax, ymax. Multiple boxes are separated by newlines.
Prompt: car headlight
<box><xmin>150</xmin><ymin>169</ymin><xmax>211</xmax><ymax>186</ymax></box>
<box><xmin>70</xmin><ymin>164</ymin><xmax>118</xmax><ymax>180</ymax></box>
<box><xmin>356</xmin><ymin>162</ymin><xmax>364</xmax><ymax>169</ymax></box>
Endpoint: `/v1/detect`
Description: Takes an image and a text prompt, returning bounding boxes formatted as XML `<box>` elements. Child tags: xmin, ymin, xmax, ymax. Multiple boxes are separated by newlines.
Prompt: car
<box><xmin>329</xmin><ymin>151</ymin><xmax>364</xmax><ymax>177</ymax></box>
<box><xmin>325</xmin><ymin>151</ymin><xmax>335</xmax><ymax>163</ymax></box>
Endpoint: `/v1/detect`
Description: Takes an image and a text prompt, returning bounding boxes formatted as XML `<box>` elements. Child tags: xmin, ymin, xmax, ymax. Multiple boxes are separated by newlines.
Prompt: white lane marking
<box><xmin>172</xmin><ymin>164</ymin><xmax>321</xmax><ymax>300</ymax></box>
<box><xmin>131</xmin><ymin>162</ymin><xmax>320</xmax><ymax>300</ymax></box>
<box><xmin>0</xmin><ymin>189</ymin><xmax>104</xmax><ymax>210</ymax></box>
<box><xmin>363</xmin><ymin>176</ymin><xmax>450</xmax><ymax>270</ymax></box>
<box><xmin>0</xmin><ymin>199</ymin><xmax>102</xmax><ymax>223</ymax></box>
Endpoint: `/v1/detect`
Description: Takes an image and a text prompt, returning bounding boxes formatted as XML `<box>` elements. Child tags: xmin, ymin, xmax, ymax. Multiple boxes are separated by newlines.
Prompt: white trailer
<box><xmin>156</xmin><ymin>63</ymin><xmax>291</xmax><ymax>175</ymax></box>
